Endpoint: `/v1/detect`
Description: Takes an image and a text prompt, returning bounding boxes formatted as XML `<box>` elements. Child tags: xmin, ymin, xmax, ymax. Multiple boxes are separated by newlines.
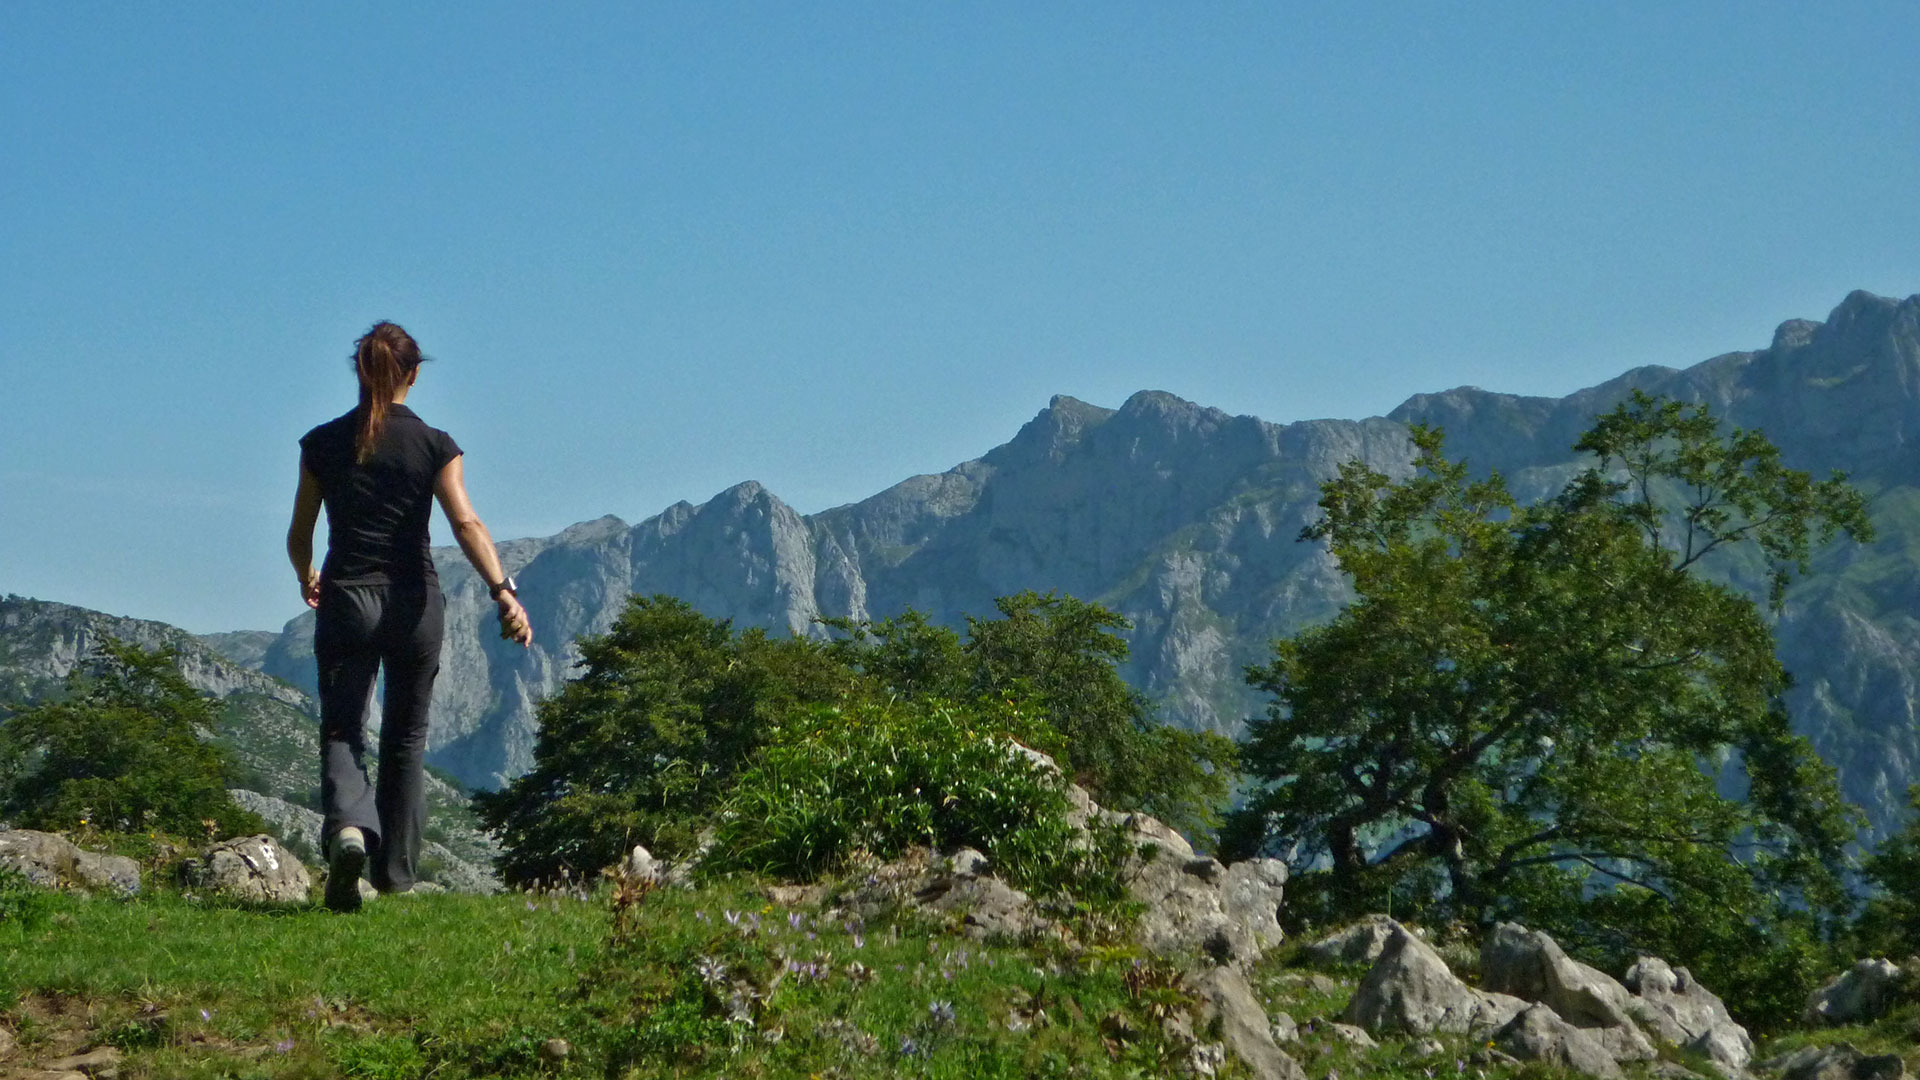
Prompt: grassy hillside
<box><xmin>5</xmin><ymin>868</ymin><xmax>1915</xmax><ymax>1080</ymax></box>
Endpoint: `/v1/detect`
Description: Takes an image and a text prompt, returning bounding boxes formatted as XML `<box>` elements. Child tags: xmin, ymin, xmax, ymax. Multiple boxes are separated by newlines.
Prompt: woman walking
<box><xmin>286</xmin><ymin>321</ymin><xmax>532</xmax><ymax>911</ymax></box>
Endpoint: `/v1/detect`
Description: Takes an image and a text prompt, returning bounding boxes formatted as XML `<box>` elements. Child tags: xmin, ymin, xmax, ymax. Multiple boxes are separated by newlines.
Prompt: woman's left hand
<box><xmin>497</xmin><ymin>595</ymin><xmax>533</xmax><ymax>647</ymax></box>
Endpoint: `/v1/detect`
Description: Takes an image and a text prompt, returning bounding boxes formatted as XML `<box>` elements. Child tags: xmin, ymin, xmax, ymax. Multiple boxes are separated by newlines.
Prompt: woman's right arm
<box><xmin>433</xmin><ymin>454</ymin><xmax>533</xmax><ymax>647</ymax></box>
<box><xmin>287</xmin><ymin>464</ymin><xmax>324</xmax><ymax>609</ymax></box>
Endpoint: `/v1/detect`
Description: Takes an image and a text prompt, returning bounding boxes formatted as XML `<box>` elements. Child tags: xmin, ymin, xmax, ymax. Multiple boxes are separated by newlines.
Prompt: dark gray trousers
<box><xmin>314</xmin><ymin>581</ymin><xmax>444</xmax><ymax>892</ymax></box>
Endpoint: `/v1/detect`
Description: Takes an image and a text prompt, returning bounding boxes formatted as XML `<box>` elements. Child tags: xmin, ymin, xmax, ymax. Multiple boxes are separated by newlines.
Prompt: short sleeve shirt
<box><xmin>299</xmin><ymin>403</ymin><xmax>463</xmax><ymax>586</ymax></box>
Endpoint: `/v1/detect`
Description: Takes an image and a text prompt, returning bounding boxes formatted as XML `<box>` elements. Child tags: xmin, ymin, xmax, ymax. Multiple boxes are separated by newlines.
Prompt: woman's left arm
<box><xmin>287</xmin><ymin>464</ymin><xmax>324</xmax><ymax>609</ymax></box>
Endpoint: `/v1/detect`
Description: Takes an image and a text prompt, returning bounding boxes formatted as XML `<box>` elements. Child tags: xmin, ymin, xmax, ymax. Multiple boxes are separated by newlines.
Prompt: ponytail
<box><xmin>351</xmin><ymin>322</ymin><xmax>424</xmax><ymax>464</ymax></box>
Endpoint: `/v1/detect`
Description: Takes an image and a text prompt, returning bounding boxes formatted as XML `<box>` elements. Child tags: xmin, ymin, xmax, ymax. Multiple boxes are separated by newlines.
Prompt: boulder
<box><xmin>618</xmin><ymin>844</ymin><xmax>660</xmax><ymax>883</ymax></box>
<box><xmin>947</xmin><ymin>847</ymin><xmax>990</xmax><ymax>878</ymax></box>
<box><xmin>42</xmin><ymin>1047</ymin><xmax>124</xmax><ymax>1078</ymax></box>
<box><xmin>1495</xmin><ymin>1004</ymin><xmax>1624</xmax><ymax>1079</ymax></box>
<box><xmin>1131</xmin><ymin>853</ymin><xmax>1262</xmax><ymax>965</ymax></box>
<box><xmin>1343</xmin><ymin>921</ymin><xmax>1527</xmax><ymax>1036</ymax></box>
<box><xmin>183</xmin><ymin>835</ymin><xmax>310</xmax><ymax>905</ymax></box>
<box><xmin>836</xmin><ymin>847</ymin><xmax>1051</xmax><ymax>941</ymax></box>
<box><xmin>1011</xmin><ymin>741</ymin><xmax>1288</xmax><ymax>966</ymax></box>
<box><xmin>1323</xmin><ymin>1022</ymin><xmax>1377</xmax><ymax>1049</ymax></box>
<box><xmin>1804</xmin><ymin>959</ymin><xmax>1903</xmax><ymax>1027</ymax></box>
<box><xmin>1299</xmin><ymin>914</ymin><xmax>1400</xmax><ymax>968</ymax></box>
<box><xmin>1218</xmin><ymin>859</ymin><xmax>1288</xmax><ymax>951</ymax></box>
<box><xmin>1194</xmin><ymin>966</ymin><xmax>1307</xmax><ymax>1080</ymax></box>
<box><xmin>1622</xmin><ymin>956</ymin><xmax>1752</xmax><ymax>1076</ymax></box>
<box><xmin>0</xmin><ymin>828</ymin><xmax>140</xmax><ymax>895</ymax></box>
<box><xmin>1480</xmin><ymin>923</ymin><xmax>1655</xmax><ymax>1061</ymax></box>
<box><xmin>922</xmin><ymin>875</ymin><xmax>1049</xmax><ymax>941</ymax></box>
<box><xmin>1760</xmin><ymin>1043</ymin><xmax>1905</xmax><ymax>1080</ymax></box>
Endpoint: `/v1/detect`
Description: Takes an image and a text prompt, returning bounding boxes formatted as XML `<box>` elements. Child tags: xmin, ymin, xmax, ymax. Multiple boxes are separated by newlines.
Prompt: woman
<box><xmin>286</xmin><ymin>321</ymin><xmax>532</xmax><ymax>912</ymax></box>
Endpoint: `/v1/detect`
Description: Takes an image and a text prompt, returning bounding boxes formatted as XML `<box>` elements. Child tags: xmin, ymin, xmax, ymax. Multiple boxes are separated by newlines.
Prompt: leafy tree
<box><xmin>1853</xmin><ymin>785</ymin><xmax>1920</xmax><ymax>956</ymax></box>
<box><xmin>821</xmin><ymin>608</ymin><xmax>970</xmax><ymax>701</ymax></box>
<box><xmin>830</xmin><ymin>591</ymin><xmax>1237</xmax><ymax>836</ymax></box>
<box><xmin>1223</xmin><ymin>392</ymin><xmax>1871</xmax><ymax>1027</ymax></box>
<box><xmin>473</xmin><ymin>595</ymin><xmax>857</xmax><ymax>885</ymax></box>
<box><xmin>0</xmin><ymin>639</ymin><xmax>264</xmax><ymax>837</ymax></box>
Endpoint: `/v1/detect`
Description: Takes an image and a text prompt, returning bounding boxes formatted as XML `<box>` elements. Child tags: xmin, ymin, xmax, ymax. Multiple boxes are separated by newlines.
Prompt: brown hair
<box><xmin>351</xmin><ymin>321</ymin><xmax>426</xmax><ymax>464</ymax></box>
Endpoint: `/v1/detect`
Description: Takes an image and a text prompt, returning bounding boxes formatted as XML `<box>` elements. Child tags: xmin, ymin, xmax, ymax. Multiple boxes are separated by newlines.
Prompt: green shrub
<box><xmin>0</xmin><ymin>638</ymin><xmax>264</xmax><ymax>838</ymax></box>
<box><xmin>473</xmin><ymin>596</ymin><xmax>856</xmax><ymax>886</ymax></box>
<box><xmin>831</xmin><ymin>591</ymin><xmax>1238</xmax><ymax>838</ymax></box>
<box><xmin>707</xmin><ymin>697</ymin><xmax>1106</xmax><ymax>895</ymax></box>
<box><xmin>1853</xmin><ymin>785</ymin><xmax>1920</xmax><ymax>957</ymax></box>
<box><xmin>0</xmin><ymin>864</ymin><xmax>59</xmax><ymax>930</ymax></box>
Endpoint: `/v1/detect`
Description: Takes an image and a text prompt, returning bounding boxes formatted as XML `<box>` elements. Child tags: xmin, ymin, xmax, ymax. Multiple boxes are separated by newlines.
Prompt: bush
<box><xmin>483</xmin><ymin>591</ymin><xmax>1231</xmax><ymax>893</ymax></box>
<box><xmin>831</xmin><ymin>591</ymin><xmax>1238</xmax><ymax>838</ymax></box>
<box><xmin>706</xmin><ymin>696</ymin><xmax>1106</xmax><ymax>895</ymax></box>
<box><xmin>1853</xmin><ymin>785</ymin><xmax>1920</xmax><ymax>957</ymax></box>
<box><xmin>473</xmin><ymin>596</ymin><xmax>856</xmax><ymax>885</ymax></box>
<box><xmin>0</xmin><ymin>638</ymin><xmax>264</xmax><ymax>837</ymax></box>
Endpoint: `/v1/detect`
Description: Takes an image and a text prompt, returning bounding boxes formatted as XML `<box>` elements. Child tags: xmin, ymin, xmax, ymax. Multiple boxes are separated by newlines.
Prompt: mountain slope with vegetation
<box><xmin>228</xmin><ymin>292</ymin><xmax>1920</xmax><ymax>845</ymax></box>
<box><xmin>0</xmin><ymin>596</ymin><xmax>497</xmax><ymax>885</ymax></box>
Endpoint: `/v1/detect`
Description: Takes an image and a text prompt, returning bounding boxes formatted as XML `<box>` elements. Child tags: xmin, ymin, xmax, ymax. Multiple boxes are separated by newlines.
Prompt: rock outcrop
<box><xmin>1299</xmin><ymin>914</ymin><xmax>1400</xmax><ymax>968</ymax></box>
<box><xmin>1343</xmin><ymin>921</ymin><xmax>1527</xmax><ymax>1036</ymax></box>
<box><xmin>1804</xmin><ymin>959</ymin><xmax>1904</xmax><ymax>1027</ymax></box>
<box><xmin>1481</xmin><ymin>922</ymin><xmax>1656</xmax><ymax>1062</ymax></box>
<box><xmin>0</xmin><ymin>828</ymin><xmax>140</xmax><ymax>895</ymax></box>
<box><xmin>1194</xmin><ymin>965</ymin><xmax>1307</xmax><ymax>1080</ymax></box>
<box><xmin>1495</xmin><ymin>1003</ymin><xmax>1624</xmax><ymax>1079</ymax></box>
<box><xmin>1622</xmin><ymin>956</ymin><xmax>1752</xmax><ymax>1077</ymax></box>
<box><xmin>182</xmin><ymin>835</ymin><xmax>310</xmax><ymax>905</ymax></box>
<box><xmin>1341</xmin><ymin>918</ymin><xmax>1757</xmax><ymax>1080</ymax></box>
<box><xmin>1761</xmin><ymin>1043</ymin><xmax>1906</xmax><ymax>1080</ymax></box>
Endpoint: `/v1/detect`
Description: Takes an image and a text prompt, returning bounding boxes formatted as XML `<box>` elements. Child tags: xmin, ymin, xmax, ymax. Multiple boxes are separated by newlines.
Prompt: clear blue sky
<box><xmin>4</xmin><ymin>3</ymin><xmax>1916</xmax><ymax>634</ymax></box>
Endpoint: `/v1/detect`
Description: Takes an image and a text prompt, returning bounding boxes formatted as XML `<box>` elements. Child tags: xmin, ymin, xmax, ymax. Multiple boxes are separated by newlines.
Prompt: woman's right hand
<box><xmin>497</xmin><ymin>595</ymin><xmax>533</xmax><ymax>647</ymax></box>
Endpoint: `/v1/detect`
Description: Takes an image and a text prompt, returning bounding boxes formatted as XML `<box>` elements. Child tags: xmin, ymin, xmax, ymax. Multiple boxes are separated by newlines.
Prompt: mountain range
<box><xmin>9</xmin><ymin>290</ymin><xmax>1918</xmax><ymax>846</ymax></box>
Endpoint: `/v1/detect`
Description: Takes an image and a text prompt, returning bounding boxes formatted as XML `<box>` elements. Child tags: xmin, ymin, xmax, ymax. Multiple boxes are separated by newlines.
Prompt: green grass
<box><xmin>7</xmin><ymin>872</ymin><xmax>1908</xmax><ymax>1080</ymax></box>
<box><xmin>0</xmin><ymin>874</ymin><xmax>1234</xmax><ymax>1079</ymax></box>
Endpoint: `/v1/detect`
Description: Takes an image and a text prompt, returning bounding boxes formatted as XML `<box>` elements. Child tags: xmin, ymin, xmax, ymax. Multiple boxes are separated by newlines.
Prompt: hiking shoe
<box><xmin>325</xmin><ymin>827</ymin><xmax>367</xmax><ymax>913</ymax></box>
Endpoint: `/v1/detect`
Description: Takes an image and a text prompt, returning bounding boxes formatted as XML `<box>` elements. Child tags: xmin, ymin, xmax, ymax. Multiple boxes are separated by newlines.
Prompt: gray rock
<box><xmin>0</xmin><ymin>1024</ymin><xmax>13</xmax><ymax>1060</ymax></box>
<box><xmin>1323</xmin><ymin>1022</ymin><xmax>1377</xmax><ymax>1049</ymax></box>
<box><xmin>1495</xmin><ymin>1004</ymin><xmax>1624</xmax><ymax>1079</ymax></box>
<box><xmin>1194</xmin><ymin>966</ymin><xmax>1307</xmax><ymax>1080</ymax></box>
<box><xmin>1218</xmin><ymin>858</ymin><xmax>1287</xmax><ymax>951</ymax></box>
<box><xmin>618</xmin><ymin>844</ymin><xmax>660</xmax><ymax>882</ymax></box>
<box><xmin>184</xmin><ymin>835</ymin><xmax>310</xmax><ymax>905</ymax></box>
<box><xmin>1270</xmin><ymin>1012</ymin><xmax>1298</xmax><ymax>1043</ymax></box>
<box><xmin>1480</xmin><ymin>922</ymin><xmax>1655</xmax><ymax>1061</ymax></box>
<box><xmin>947</xmin><ymin>847</ymin><xmax>990</xmax><ymax>878</ymax></box>
<box><xmin>43</xmin><ymin>1046</ymin><xmax>123</xmax><ymax>1078</ymax></box>
<box><xmin>926</xmin><ymin>875</ymin><xmax>1047</xmax><ymax>941</ymax></box>
<box><xmin>0</xmin><ymin>829</ymin><xmax>140</xmax><ymax>895</ymax></box>
<box><xmin>1761</xmin><ymin>1043</ymin><xmax>1905</xmax><ymax>1080</ymax></box>
<box><xmin>1300</xmin><ymin>914</ymin><xmax>1401</xmax><ymax>968</ymax></box>
<box><xmin>1343</xmin><ymin>922</ymin><xmax>1526</xmax><ymax>1036</ymax></box>
<box><xmin>1129</xmin><ymin>847</ymin><xmax>1257</xmax><ymax>965</ymax></box>
<box><xmin>839</xmin><ymin>847</ymin><xmax>1050</xmax><ymax>941</ymax></box>
<box><xmin>1804</xmin><ymin>959</ymin><xmax>1903</xmax><ymax>1027</ymax></box>
<box><xmin>1622</xmin><ymin>956</ymin><xmax>1751</xmax><ymax>1076</ymax></box>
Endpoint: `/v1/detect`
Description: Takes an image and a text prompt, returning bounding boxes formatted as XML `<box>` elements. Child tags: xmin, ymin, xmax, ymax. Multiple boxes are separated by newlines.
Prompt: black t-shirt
<box><xmin>299</xmin><ymin>403</ymin><xmax>463</xmax><ymax>587</ymax></box>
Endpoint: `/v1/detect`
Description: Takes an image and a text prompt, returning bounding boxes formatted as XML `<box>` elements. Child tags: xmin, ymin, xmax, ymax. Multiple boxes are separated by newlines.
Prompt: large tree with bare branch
<box><xmin>1224</xmin><ymin>391</ymin><xmax>1872</xmax><ymax>1027</ymax></box>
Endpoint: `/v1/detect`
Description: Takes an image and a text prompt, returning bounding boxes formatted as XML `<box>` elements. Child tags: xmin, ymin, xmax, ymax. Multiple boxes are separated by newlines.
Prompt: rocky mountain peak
<box><xmin>1771</xmin><ymin>319</ymin><xmax>1820</xmax><ymax>352</ymax></box>
<box><xmin>987</xmin><ymin>395</ymin><xmax>1116</xmax><ymax>467</ymax></box>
